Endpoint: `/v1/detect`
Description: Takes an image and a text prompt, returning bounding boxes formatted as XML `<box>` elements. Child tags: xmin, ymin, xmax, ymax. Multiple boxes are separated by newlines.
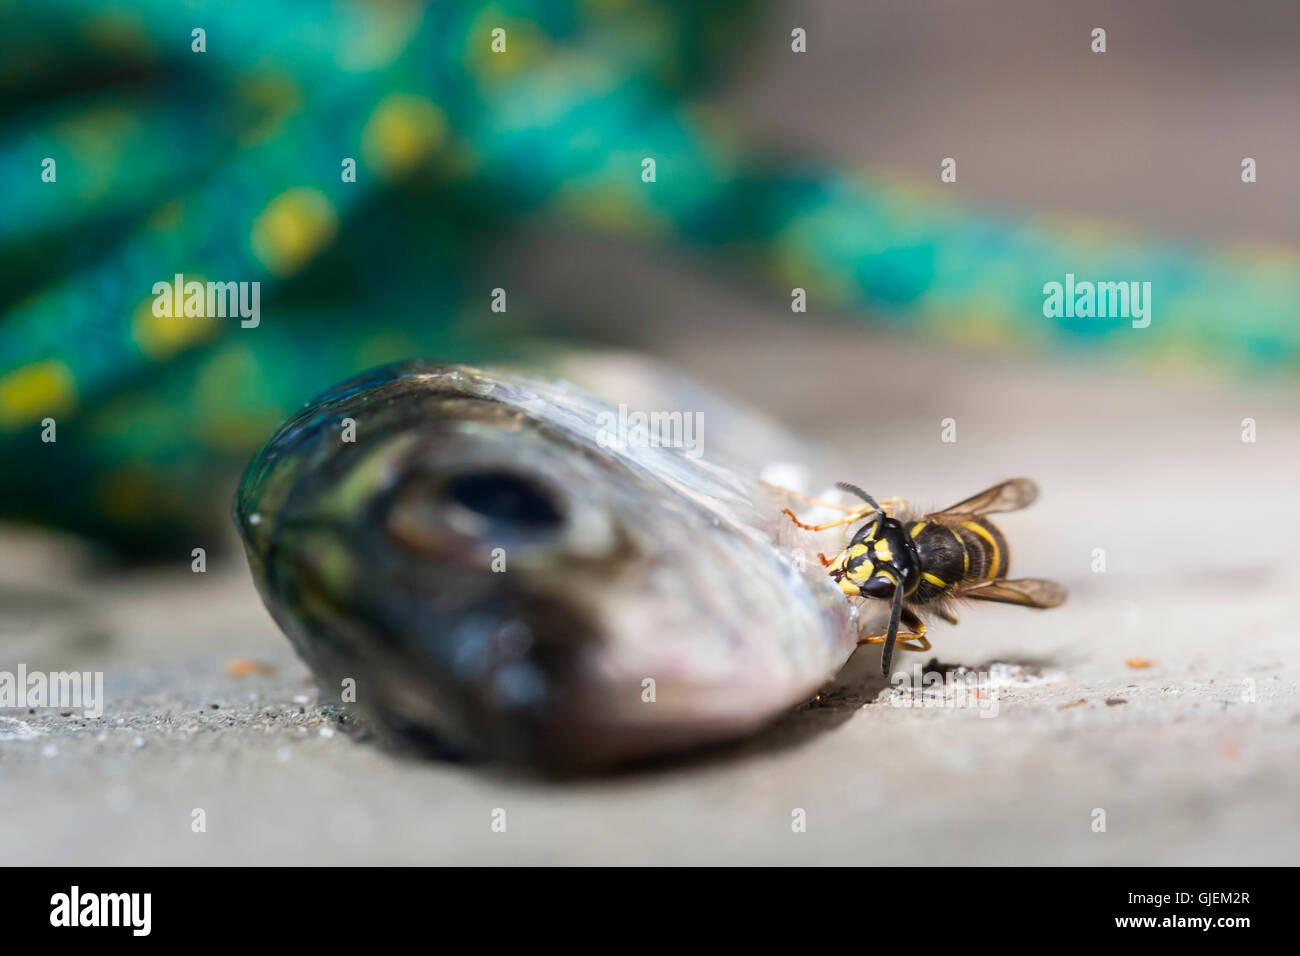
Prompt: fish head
<box><xmin>236</xmin><ymin>362</ymin><xmax>853</xmax><ymax>769</ymax></box>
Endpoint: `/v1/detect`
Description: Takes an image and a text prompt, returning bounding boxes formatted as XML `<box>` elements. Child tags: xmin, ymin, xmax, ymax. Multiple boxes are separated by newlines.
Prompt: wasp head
<box><xmin>836</xmin><ymin>514</ymin><xmax>921</xmax><ymax>600</ymax></box>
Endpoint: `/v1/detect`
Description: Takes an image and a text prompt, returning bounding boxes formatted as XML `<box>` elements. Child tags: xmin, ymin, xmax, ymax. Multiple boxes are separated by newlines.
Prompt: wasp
<box><xmin>779</xmin><ymin>478</ymin><xmax>1067</xmax><ymax>675</ymax></box>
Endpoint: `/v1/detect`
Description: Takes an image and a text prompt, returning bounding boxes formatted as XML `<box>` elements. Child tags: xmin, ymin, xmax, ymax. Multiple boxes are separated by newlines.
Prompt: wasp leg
<box><xmin>818</xmin><ymin>552</ymin><xmax>835</xmax><ymax>568</ymax></box>
<box><xmin>760</xmin><ymin>482</ymin><xmax>859</xmax><ymax>513</ymax></box>
<box><xmin>765</xmin><ymin>482</ymin><xmax>909</xmax><ymax>518</ymax></box>
<box><xmin>858</xmin><ymin>610</ymin><xmax>931</xmax><ymax>652</ymax></box>
<box><xmin>781</xmin><ymin>507</ymin><xmax>875</xmax><ymax>532</ymax></box>
<box><xmin>858</xmin><ymin>634</ymin><xmax>932</xmax><ymax>651</ymax></box>
<box><xmin>898</xmin><ymin>609</ymin><xmax>931</xmax><ymax>652</ymax></box>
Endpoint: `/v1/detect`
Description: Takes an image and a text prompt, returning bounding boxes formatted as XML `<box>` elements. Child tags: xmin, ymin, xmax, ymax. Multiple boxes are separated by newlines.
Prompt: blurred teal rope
<box><xmin>0</xmin><ymin>0</ymin><xmax>1295</xmax><ymax>551</ymax></box>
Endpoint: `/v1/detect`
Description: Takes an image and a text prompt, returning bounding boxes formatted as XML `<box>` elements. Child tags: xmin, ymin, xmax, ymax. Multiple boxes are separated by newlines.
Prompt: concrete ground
<box><xmin>2</xmin><ymin>318</ymin><xmax>1297</xmax><ymax>865</ymax></box>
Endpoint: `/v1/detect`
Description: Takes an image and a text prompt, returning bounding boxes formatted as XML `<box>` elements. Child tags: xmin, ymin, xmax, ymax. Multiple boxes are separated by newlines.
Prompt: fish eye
<box><xmin>386</xmin><ymin>467</ymin><xmax>569</xmax><ymax>554</ymax></box>
<box><xmin>443</xmin><ymin>470</ymin><xmax>564</xmax><ymax>531</ymax></box>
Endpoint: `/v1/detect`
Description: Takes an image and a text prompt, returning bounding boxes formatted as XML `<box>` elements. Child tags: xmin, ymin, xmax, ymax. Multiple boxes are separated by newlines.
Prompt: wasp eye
<box><xmin>444</xmin><ymin>470</ymin><xmax>564</xmax><ymax>531</ymax></box>
<box><xmin>859</xmin><ymin>574</ymin><xmax>897</xmax><ymax>599</ymax></box>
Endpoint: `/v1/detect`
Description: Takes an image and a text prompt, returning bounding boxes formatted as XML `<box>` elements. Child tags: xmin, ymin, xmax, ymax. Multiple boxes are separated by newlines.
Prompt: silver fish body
<box><xmin>235</xmin><ymin>360</ymin><xmax>856</xmax><ymax>768</ymax></box>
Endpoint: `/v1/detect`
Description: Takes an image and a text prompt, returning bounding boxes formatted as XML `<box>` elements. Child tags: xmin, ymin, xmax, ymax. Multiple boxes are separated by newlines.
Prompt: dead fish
<box><xmin>235</xmin><ymin>358</ymin><xmax>857</xmax><ymax>768</ymax></box>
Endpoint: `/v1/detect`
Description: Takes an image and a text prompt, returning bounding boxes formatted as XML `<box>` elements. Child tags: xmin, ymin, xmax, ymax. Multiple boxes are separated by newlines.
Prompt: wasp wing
<box><xmin>959</xmin><ymin>577</ymin><xmax>1067</xmax><ymax>608</ymax></box>
<box><xmin>931</xmin><ymin>478</ymin><xmax>1038</xmax><ymax>517</ymax></box>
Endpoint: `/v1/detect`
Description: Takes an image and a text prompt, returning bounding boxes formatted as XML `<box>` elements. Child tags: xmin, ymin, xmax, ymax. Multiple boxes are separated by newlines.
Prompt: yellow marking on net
<box><xmin>250</xmin><ymin>188</ymin><xmax>339</xmax><ymax>276</ymax></box>
<box><xmin>910</xmin><ymin>521</ymin><xmax>928</xmax><ymax>537</ymax></box>
<box><xmin>550</xmin><ymin>178</ymin><xmax>670</xmax><ymax>239</ymax></box>
<box><xmin>361</xmin><ymin>94</ymin><xmax>448</xmax><ymax>181</ymax></box>
<box><xmin>465</xmin><ymin>13</ymin><xmax>549</xmax><ymax>78</ymax></box>
<box><xmin>0</xmin><ymin>359</ymin><xmax>77</xmax><ymax>429</ymax></box>
<box><xmin>922</xmin><ymin>571</ymin><xmax>948</xmax><ymax>589</ymax></box>
<box><xmin>194</xmin><ymin>345</ymin><xmax>283</xmax><ymax>453</ymax></box>
<box><xmin>132</xmin><ymin>291</ymin><xmax>220</xmax><ymax>361</ymax></box>
<box><xmin>234</xmin><ymin>71</ymin><xmax>303</xmax><ymax>146</ymax></box>
<box><xmin>962</xmin><ymin>520</ymin><xmax>1000</xmax><ymax>579</ymax></box>
<box><xmin>336</xmin><ymin>0</ymin><xmax>422</xmax><ymax>71</ymax></box>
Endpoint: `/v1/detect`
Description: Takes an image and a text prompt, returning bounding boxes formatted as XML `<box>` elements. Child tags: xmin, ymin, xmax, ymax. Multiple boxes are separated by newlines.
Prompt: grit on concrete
<box><xmin>2</xmin><ymin>320</ymin><xmax>1297</xmax><ymax>866</ymax></box>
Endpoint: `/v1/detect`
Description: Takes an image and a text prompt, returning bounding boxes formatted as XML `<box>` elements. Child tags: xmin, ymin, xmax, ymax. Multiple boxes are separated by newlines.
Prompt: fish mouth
<box><xmin>360</xmin><ymin>590</ymin><xmax>608</xmax><ymax>767</ymax></box>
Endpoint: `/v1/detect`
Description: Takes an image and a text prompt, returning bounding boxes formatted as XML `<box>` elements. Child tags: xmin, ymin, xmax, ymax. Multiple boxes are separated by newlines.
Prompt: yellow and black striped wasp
<box><xmin>779</xmin><ymin>478</ymin><xmax>1066</xmax><ymax>675</ymax></box>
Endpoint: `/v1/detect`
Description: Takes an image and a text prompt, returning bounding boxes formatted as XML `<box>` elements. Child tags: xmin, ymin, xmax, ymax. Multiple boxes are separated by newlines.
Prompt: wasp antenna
<box><xmin>879</xmin><ymin>583</ymin><xmax>905</xmax><ymax>677</ymax></box>
<box><xmin>834</xmin><ymin>482</ymin><xmax>881</xmax><ymax>513</ymax></box>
